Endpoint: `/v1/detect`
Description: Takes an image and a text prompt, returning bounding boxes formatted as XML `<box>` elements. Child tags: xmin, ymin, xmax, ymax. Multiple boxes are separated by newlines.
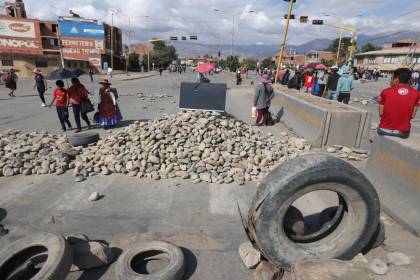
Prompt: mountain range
<box><xmin>170</xmin><ymin>31</ymin><xmax>420</xmax><ymax>59</ymax></box>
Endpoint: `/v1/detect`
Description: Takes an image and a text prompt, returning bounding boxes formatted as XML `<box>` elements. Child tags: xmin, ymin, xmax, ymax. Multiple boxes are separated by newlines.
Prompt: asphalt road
<box><xmin>1</xmin><ymin>72</ymin><xmax>420</xmax><ymax>280</ymax></box>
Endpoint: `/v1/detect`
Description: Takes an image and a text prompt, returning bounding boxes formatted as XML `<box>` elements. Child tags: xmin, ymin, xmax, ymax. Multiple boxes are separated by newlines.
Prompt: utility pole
<box><xmin>56</xmin><ymin>21</ymin><xmax>65</xmax><ymax>68</ymax></box>
<box><xmin>111</xmin><ymin>11</ymin><xmax>114</xmax><ymax>70</ymax></box>
<box><xmin>231</xmin><ymin>15</ymin><xmax>235</xmax><ymax>56</ymax></box>
<box><xmin>274</xmin><ymin>0</ymin><xmax>294</xmax><ymax>84</ymax></box>
<box><xmin>336</xmin><ymin>30</ymin><xmax>343</xmax><ymax>67</ymax></box>
<box><xmin>125</xmin><ymin>16</ymin><xmax>131</xmax><ymax>75</ymax></box>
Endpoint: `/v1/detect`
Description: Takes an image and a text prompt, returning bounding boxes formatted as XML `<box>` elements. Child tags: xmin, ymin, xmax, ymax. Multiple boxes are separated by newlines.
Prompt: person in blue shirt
<box><xmin>337</xmin><ymin>66</ymin><xmax>354</xmax><ymax>104</ymax></box>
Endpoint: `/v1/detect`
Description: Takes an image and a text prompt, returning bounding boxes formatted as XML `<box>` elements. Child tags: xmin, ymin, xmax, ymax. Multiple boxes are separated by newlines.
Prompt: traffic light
<box><xmin>284</xmin><ymin>14</ymin><xmax>295</xmax><ymax>19</ymax></box>
<box><xmin>283</xmin><ymin>0</ymin><xmax>296</xmax><ymax>2</ymax></box>
<box><xmin>181</xmin><ymin>36</ymin><xmax>187</xmax><ymax>40</ymax></box>
<box><xmin>170</xmin><ymin>36</ymin><xmax>178</xmax><ymax>41</ymax></box>
<box><xmin>190</xmin><ymin>35</ymin><xmax>198</xmax><ymax>40</ymax></box>
<box><xmin>300</xmin><ymin>16</ymin><xmax>308</xmax><ymax>23</ymax></box>
<box><xmin>312</xmin><ymin>20</ymin><xmax>323</xmax><ymax>25</ymax></box>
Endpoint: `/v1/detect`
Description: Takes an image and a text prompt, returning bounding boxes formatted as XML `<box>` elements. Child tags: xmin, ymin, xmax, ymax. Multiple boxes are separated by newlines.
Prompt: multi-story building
<box><xmin>354</xmin><ymin>39</ymin><xmax>419</xmax><ymax>72</ymax></box>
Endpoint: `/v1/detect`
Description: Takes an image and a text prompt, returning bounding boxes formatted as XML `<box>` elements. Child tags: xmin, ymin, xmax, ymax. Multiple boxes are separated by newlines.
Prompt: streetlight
<box><xmin>213</xmin><ymin>8</ymin><xmax>255</xmax><ymax>56</ymax></box>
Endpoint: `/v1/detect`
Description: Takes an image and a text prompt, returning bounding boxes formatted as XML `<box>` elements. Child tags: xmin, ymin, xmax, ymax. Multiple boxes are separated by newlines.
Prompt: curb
<box><xmin>118</xmin><ymin>73</ymin><xmax>159</xmax><ymax>81</ymax></box>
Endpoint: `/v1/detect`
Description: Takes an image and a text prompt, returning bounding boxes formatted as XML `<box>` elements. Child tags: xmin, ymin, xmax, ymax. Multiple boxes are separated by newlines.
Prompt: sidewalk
<box><xmin>100</xmin><ymin>71</ymin><xmax>159</xmax><ymax>82</ymax></box>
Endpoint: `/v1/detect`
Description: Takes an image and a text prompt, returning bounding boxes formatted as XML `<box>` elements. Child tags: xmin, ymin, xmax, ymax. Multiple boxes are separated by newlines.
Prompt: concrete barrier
<box><xmin>272</xmin><ymin>89</ymin><xmax>370</xmax><ymax>148</ymax></box>
<box><xmin>365</xmin><ymin>134</ymin><xmax>420</xmax><ymax>236</ymax></box>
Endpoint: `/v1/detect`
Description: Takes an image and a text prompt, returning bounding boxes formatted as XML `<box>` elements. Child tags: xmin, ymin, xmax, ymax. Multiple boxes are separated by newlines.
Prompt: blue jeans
<box><xmin>377</xmin><ymin>128</ymin><xmax>409</xmax><ymax>139</ymax></box>
<box><xmin>328</xmin><ymin>90</ymin><xmax>338</xmax><ymax>100</ymax></box>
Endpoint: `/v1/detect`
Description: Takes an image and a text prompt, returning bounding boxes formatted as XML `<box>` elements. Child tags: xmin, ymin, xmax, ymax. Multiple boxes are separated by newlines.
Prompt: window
<box><xmin>52</xmin><ymin>24</ymin><xmax>57</xmax><ymax>33</ymax></box>
<box><xmin>80</xmin><ymin>62</ymin><xmax>84</xmax><ymax>68</ymax></box>
<box><xmin>383</xmin><ymin>56</ymin><xmax>398</xmax><ymax>64</ymax></box>
<box><xmin>412</xmin><ymin>57</ymin><xmax>420</xmax><ymax>64</ymax></box>
<box><xmin>35</xmin><ymin>61</ymin><xmax>48</xmax><ymax>68</ymax></box>
<box><xmin>50</xmin><ymin>38</ymin><xmax>59</xmax><ymax>46</ymax></box>
<box><xmin>357</xmin><ymin>58</ymin><xmax>363</xmax><ymax>65</ymax></box>
<box><xmin>368</xmin><ymin>57</ymin><xmax>376</xmax><ymax>64</ymax></box>
<box><xmin>1</xmin><ymin>56</ymin><xmax>14</xmax><ymax>67</ymax></box>
<box><xmin>67</xmin><ymin>61</ymin><xmax>71</xmax><ymax>68</ymax></box>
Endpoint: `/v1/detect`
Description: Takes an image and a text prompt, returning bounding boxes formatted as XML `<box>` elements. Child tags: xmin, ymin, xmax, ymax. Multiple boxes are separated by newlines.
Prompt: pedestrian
<box><xmin>67</xmin><ymin>78</ymin><xmax>91</xmax><ymax>132</ymax></box>
<box><xmin>254</xmin><ymin>74</ymin><xmax>274</xmax><ymax>126</ymax></box>
<box><xmin>159</xmin><ymin>67</ymin><xmax>163</xmax><ymax>76</ymax></box>
<box><xmin>288</xmin><ymin>71</ymin><xmax>302</xmax><ymax>90</ymax></box>
<box><xmin>326</xmin><ymin>66</ymin><xmax>340</xmax><ymax>100</ymax></box>
<box><xmin>49</xmin><ymin>80</ymin><xmax>72</xmax><ymax>132</ymax></box>
<box><xmin>236</xmin><ymin>70</ymin><xmax>242</xmax><ymax>85</ymax></box>
<box><xmin>107</xmin><ymin>66</ymin><xmax>113</xmax><ymax>79</ymax></box>
<box><xmin>89</xmin><ymin>67</ymin><xmax>94</xmax><ymax>82</ymax></box>
<box><xmin>96</xmin><ymin>79</ymin><xmax>122</xmax><ymax>129</ymax></box>
<box><xmin>411</xmin><ymin>70</ymin><xmax>419</xmax><ymax>87</ymax></box>
<box><xmin>33</xmin><ymin>68</ymin><xmax>47</xmax><ymax>107</ymax></box>
<box><xmin>3</xmin><ymin>69</ymin><xmax>18</xmax><ymax>97</ymax></box>
<box><xmin>281</xmin><ymin>69</ymin><xmax>290</xmax><ymax>85</ymax></box>
<box><xmin>316</xmin><ymin>69</ymin><xmax>328</xmax><ymax>97</ymax></box>
<box><xmin>304</xmin><ymin>70</ymin><xmax>315</xmax><ymax>94</ymax></box>
<box><xmin>377</xmin><ymin>68</ymin><xmax>420</xmax><ymax>139</ymax></box>
<box><xmin>337</xmin><ymin>67</ymin><xmax>354</xmax><ymax>104</ymax></box>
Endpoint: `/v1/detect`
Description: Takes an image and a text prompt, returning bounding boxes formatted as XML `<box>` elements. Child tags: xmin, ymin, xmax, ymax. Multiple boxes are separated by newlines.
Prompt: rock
<box><xmin>175</xmin><ymin>171</ymin><xmax>190</xmax><ymax>179</ymax></box>
<box><xmin>149</xmin><ymin>155</ymin><xmax>160</xmax><ymax>164</ymax></box>
<box><xmin>292</xmin><ymin>259</ymin><xmax>375</xmax><ymax>280</ymax></box>
<box><xmin>238</xmin><ymin>242</ymin><xmax>261</xmax><ymax>269</ymax></box>
<box><xmin>351</xmin><ymin>253</ymin><xmax>369</xmax><ymax>266</ymax></box>
<box><xmin>3</xmin><ymin>168</ymin><xmax>14</xmax><ymax>177</ymax></box>
<box><xmin>369</xmin><ymin>258</ymin><xmax>388</xmax><ymax>275</ymax></box>
<box><xmin>56</xmin><ymin>168</ymin><xmax>65</xmax><ymax>175</ymax></box>
<box><xmin>386</xmin><ymin>252</ymin><xmax>413</xmax><ymax>266</ymax></box>
<box><xmin>280</xmin><ymin>132</ymin><xmax>288</xmax><ymax>137</ymax></box>
<box><xmin>75</xmin><ymin>176</ymin><xmax>85</xmax><ymax>183</ymax></box>
<box><xmin>88</xmin><ymin>192</ymin><xmax>101</xmax><ymax>201</ymax></box>
<box><xmin>70</xmin><ymin>241</ymin><xmax>114</xmax><ymax>271</ymax></box>
<box><xmin>253</xmin><ymin>261</ymin><xmax>283</xmax><ymax>280</ymax></box>
<box><xmin>327</xmin><ymin>147</ymin><xmax>337</xmax><ymax>153</ymax></box>
<box><xmin>353</xmin><ymin>149</ymin><xmax>368</xmax><ymax>155</ymax></box>
<box><xmin>200</xmin><ymin>173</ymin><xmax>212</xmax><ymax>183</ymax></box>
<box><xmin>342</xmin><ymin>147</ymin><xmax>352</xmax><ymax>154</ymax></box>
<box><xmin>223</xmin><ymin>176</ymin><xmax>234</xmax><ymax>184</ymax></box>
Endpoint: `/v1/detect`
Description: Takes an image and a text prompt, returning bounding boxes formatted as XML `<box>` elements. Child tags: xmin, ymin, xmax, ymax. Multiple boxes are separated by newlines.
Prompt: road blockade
<box><xmin>365</xmin><ymin>134</ymin><xmax>420</xmax><ymax>236</ymax></box>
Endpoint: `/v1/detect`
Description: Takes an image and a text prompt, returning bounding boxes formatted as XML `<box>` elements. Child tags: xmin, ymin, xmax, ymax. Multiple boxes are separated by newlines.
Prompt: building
<box><xmin>0</xmin><ymin>4</ymin><xmax>60</xmax><ymax>77</ymax></box>
<box><xmin>272</xmin><ymin>50</ymin><xmax>332</xmax><ymax>69</ymax></box>
<box><xmin>355</xmin><ymin>39</ymin><xmax>419</xmax><ymax>72</ymax></box>
<box><xmin>130</xmin><ymin>43</ymin><xmax>149</xmax><ymax>61</ymax></box>
<box><xmin>304</xmin><ymin>51</ymin><xmax>335</xmax><ymax>64</ymax></box>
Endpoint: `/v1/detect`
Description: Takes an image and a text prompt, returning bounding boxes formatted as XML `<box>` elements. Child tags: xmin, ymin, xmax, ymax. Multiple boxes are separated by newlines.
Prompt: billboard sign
<box><xmin>59</xmin><ymin>20</ymin><xmax>104</xmax><ymax>39</ymax></box>
<box><xmin>61</xmin><ymin>38</ymin><xmax>104</xmax><ymax>60</ymax></box>
<box><xmin>0</xmin><ymin>19</ymin><xmax>36</xmax><ymax>38</ymax></box>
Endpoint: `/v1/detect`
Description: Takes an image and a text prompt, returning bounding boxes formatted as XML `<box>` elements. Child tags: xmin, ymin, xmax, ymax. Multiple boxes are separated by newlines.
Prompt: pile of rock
<box><xmin>73</xmin><ymin>111</ymin><xmax>310</xmax><ymax>184</ymax></box>
<box><xmin>0</xmin><ymin>129</ymin><xmax>79</xmax><ymax>177</ymax></box>
<box><xmin>326</xmin><ymin>145</ymin><xmax>368</xmax><ymax>161</ymax></box>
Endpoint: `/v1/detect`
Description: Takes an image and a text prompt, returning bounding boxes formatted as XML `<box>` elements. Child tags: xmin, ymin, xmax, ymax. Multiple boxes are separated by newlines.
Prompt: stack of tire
<box><xmin>0</xmin><ymin>232</ymin><xmax>185</xmax><ymax>280</ymax></box>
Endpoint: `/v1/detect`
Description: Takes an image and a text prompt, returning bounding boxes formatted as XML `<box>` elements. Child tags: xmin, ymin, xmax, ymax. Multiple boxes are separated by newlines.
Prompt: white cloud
<box><xmin>19</xmin><ymin>0</ymin><xmax>420</xmax><ymax>46</ymax></box>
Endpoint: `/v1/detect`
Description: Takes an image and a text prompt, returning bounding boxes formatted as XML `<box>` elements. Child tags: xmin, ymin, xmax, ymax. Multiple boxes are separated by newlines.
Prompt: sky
<box><xmin>9</xmin><ymin>0</ymin><xmax>420</xmax><ymax>46</ymax></box>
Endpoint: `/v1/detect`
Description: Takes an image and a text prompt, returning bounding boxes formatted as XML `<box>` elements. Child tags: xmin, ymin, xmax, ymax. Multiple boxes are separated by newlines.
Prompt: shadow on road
<box><xmin>0</xmin><ymin>208</ymin><xmax>6</xmax><ymax>222</ymax></box>
<box><xmin>181</xmin><ymin>247</ymin><xmax>198</xmax><ymax>279</ymax></box>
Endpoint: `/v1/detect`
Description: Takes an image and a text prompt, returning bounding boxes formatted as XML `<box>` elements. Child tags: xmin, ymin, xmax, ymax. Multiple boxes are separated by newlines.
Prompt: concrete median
<box><xmin>365</xmin><ymin>134</ymin><xmax>420</xmax><ymax>236</ymax></box>
<box><xmin>272</xmin><ymin>89</ymin><xmax>370</xmax><ymax>148</ymax></box>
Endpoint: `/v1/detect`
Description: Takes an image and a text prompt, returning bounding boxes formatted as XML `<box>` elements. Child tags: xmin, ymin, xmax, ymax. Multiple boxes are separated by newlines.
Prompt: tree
<box><xmin>326</xmin><ymin>37</ymin><xmax>353</xmax><ymax>56</ymax></box>
<box><xmin>242</xmin><ymin>58</ymin><xmax>258</xmax><ymax>70</ymax></box>
<box><xmin>128</xmin><ymin>52</ymin><xmax>140</xmax><ymax>71</ymax></box>
<box><xmin>321</xmin><ymin>59</ymin><xmax>334</xmax><ymax>68</ymax></box>
<box><xmin>360</xmin><ymin>43</ymin><xmax>382</xmax><ymax>53</ymax></box>
<box><xmin>141</xmin><ymin>41</ymin><xmax>178</xmax><ymax>70</ymax></box>
<box><xmin>260</xmin><ymin>57</ymin><xmax>274</xmax><ymax>69</ymax></box>
<box><xmin>226</xmin><ymin>55</ymin><xmax>240</xmax><ymax>72</ymax></box>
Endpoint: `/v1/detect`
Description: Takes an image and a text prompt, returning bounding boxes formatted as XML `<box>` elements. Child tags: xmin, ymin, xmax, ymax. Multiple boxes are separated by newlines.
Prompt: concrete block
<box><xmin>365</xmin><ymin>134</ymin><xmax>420</xmax><ymax>236</ymax></box>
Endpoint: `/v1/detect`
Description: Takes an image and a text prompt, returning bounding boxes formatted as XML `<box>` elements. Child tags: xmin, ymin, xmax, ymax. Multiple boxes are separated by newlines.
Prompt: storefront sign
<box><xmin>61</xmin><ymin>38</ymin><xmax>104</xmax><ymax>60</ymax></box>
<box><xmin>59</xmin><ymin>20</ymin><xmax>104</xmax><ymax>39</ymax></box>
<box><xmin>0</xmin><ymin>19</ymin><xmax>36</xmax><ymax>38</ymax></box>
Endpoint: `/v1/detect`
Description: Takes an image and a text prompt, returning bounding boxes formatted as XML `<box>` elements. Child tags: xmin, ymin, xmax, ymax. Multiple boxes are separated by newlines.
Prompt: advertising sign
<box><xmin>59</xmin><ymin>20</ymin><xmax>104</xmax><ymax>39</ymax></box>
<box><xmin>61</xmin><ymin>38</ymin><xmax>104</xmax><ymax>60</ymax></box>
<box><xmin>0</xmin><ymin>19</ymin><xmax>36</xmax><ymax>38</ymax></box>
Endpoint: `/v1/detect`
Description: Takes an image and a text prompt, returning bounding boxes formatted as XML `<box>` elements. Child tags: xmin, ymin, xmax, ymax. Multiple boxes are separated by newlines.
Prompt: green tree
<box><xmin>260</xmin><ymin>57</ymin><xmax>274</xmax><ymax>69</ymax></box>
<box><xmin>226</xmin><ymin>55</ymin><xmax>240</xmax><ymax>72</ymax></box>
<box><xmin>242</xmin><ymin>58</ymin><xmax>258</xmax><ymax>70</ymax></box>
<box><xmin>321</xmin><ymin>59</ymin><xmax>335</xmax><ymax>68</ymax></box>
<box><xmin>142</xmin><ymin>41</ymin><xmax>178</xmax><ymax>70</ymax></box>
<box><xmin>360</xmin><ymin>43</ymin><xmax>382</xmax><ymax>53</ymax></box>
<box><xmin>326</xmin><ymin>37</ymin><xmax>353</xmax><ymax>56</ymax></box>
<box><xmin>128</xmin><ymin>52</ymin><xmax>140</xmax><ymax>70</ymax></box>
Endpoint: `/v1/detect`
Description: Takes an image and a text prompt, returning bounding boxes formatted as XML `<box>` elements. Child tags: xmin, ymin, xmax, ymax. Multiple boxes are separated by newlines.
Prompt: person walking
<box><xmin>316</xmin><ymin>69</ymin><xmax>328</xmax><ymax>97</ymax></box>
<box><xmin>159</xmin><ymin>67</ymin><xmax>163</xmax><ymax>76</ymax></box>
<box><xmin>337</xmin><ymin>67</ymin><xmax>354</xmax><ymax>104</ymax></box>
<box><xmin>236</xmin><ymin>70</ymin><xmax>242</xmax><ymax>85</ymax></box>
<box><xmin>377</xmin><ymin>68</ymin><xmax>420</xmax><ymax>139</ymax></box>
<box><xmin>33</xmin><ymin>69</ymin><xmax>47</xmax><ymax>107</ymax></box>
<box><xmin>254</xmin><ymin>74</ymin><xmax>274</xmax><ymax>126</ymax></box>
<box><xmin>89</xmin><ymin>67</ymin><xmax>94</xmax><ymax>82</ymax></box>
<box><xmin>96</xmin><ymin>79</ymin><xmax>122</xmax><ymax>129</ymax></box>
<box><xmin>288</xmin><ymin>71</ymin><xmax>303</xmax><ymax>90</ymax></box>
<box><xmin>326</xmin><ymin>66</ymin><xmax>340</xmax><ymax>100</ymax></box>
<box><xmin>107</xmin><ymin>66</ymin><xmax>113</xmax><ymax>79</ymax></box>
<box><xmin>304</xmin><ymin>70</ymin><xmax>315</xmax><ymax>94</ymax></box>
<box><xmin>281</xmin><ymin>69</ymin><xmax>290</xmax><ymax>85</ymax></box>
<box><xmin>68</xmin><ymin>78</ymin><xmax>91</xmax><ymax>132</ymax></box>
<box><xmin>4</xmin><ymin>69</ymin><xmax>18</xmax><ymax>97</ymax></box>
<box><xmin>49</xmin><ymin>80</ymin><xmax>72</xmax><ymax>132</ymax></box>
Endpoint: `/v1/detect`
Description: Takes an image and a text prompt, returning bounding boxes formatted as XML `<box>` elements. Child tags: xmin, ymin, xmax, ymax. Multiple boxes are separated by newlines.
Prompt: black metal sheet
<box><xmin>179</xmin><ymin>82</ymin><xmax>227</xmax><ymax>112</ymax></box>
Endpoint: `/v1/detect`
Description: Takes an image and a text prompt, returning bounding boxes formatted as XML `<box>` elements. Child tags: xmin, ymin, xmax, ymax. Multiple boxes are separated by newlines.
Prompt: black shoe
<box><xmin>75</xmin><ymin>129</ymin><xmax>82</xmax><ymax>133</ymax></box>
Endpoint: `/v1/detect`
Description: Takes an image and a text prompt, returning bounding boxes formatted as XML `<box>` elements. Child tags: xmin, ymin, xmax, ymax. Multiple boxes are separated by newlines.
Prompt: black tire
<box><xmin>115</xmin><ymin>241</ymin><xmax>184</xmax><ymax>280</ymax></box>
<box><xmin>0</xmin><ymin>232</ymin><xmax>72</xmax><ymax>280</ymax></box>
<box><xmin>363</xmin><ymin>221</ymin><xmax>385</xmax><ymax>253</ymax></box>
<box><xmin>67</xmin><ymin>132</ymin><xmax>99</xmax><ymax>147</ymax></box>
<box><xmin>248</xmin><ymin>154</ymin><xmax>380</xmax><ymax>268</ymax></box>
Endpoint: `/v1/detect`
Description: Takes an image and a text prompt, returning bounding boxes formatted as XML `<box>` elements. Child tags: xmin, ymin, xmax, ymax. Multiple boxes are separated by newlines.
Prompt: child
<box><xmin>49</xmin><ymin>80</ymin><xmax>72</xmax><ymax>131</ymax></box>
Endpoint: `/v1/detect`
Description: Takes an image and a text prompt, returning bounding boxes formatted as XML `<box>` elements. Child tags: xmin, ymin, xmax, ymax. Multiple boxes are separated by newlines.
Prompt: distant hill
<box><xmin>170</xmin><ymin>31</ymin><xmax>420</xmax><ymax>59</ymax></box>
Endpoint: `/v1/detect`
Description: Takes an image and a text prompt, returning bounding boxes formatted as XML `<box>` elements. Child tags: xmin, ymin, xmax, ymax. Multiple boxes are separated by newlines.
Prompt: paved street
<box><xmin>1</xmin><ymin>72</ymin><xmax>420</xmax><ymax>279</ymax></box>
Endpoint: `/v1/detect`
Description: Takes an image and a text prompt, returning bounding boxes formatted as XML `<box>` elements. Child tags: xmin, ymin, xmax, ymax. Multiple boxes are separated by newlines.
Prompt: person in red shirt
<box><xmin>49</xmin><ymin>80</ymin><xmax>72</xmax><ymax>132</ymax></box>
<box><xmin>377</xmin><ymin>68</ymin><xmax>420</xmax><ymax>139</ymax></box>
<box><xmin>68</xmin><ymin>77</ymin><xmax>91</xmax><ymax>132</ymax></box>
<box><xmin>304</xmin><ymin>70</ymin><xmax>315</xmax><ymax>94</ymax></box>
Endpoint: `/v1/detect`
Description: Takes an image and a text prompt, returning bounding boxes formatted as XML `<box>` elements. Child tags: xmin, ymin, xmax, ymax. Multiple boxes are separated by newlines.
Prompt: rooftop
<box><xmin>356</xmin><ymin>48</ymin><xmax>420</xmax><ymax>56</ymax></box>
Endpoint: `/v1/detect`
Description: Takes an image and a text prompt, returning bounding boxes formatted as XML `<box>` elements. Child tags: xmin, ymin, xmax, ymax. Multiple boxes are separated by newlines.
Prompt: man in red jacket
<box><xmin>377</xmin><ymin>68</ymin><xmax>420</xmax><ymax>139</ymax></box>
